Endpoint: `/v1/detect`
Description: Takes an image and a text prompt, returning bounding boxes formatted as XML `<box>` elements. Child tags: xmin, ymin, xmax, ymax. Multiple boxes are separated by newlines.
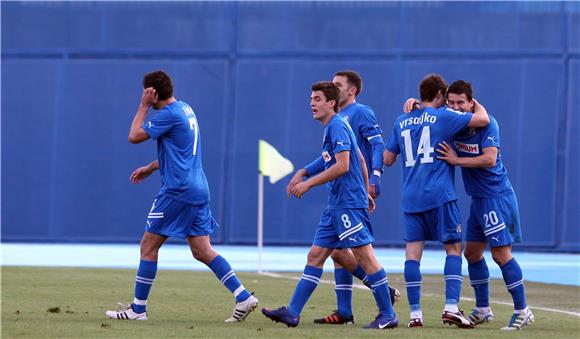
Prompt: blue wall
<box><xmin>2</xmin><ymin>1</ymin><xmax>579</xmax><ymax>251</ymax></box>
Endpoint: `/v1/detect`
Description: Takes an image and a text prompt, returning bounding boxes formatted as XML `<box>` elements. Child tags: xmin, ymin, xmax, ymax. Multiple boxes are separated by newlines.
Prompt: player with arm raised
<box><xmin>436</xmin><ymin>80</ymin><xmax>533</xmax><ymax>331</ymax></box>
<box><xmin>262</xmin><ymin>81</ymin><xmax>398</xmax><ymax>330</ymax></box>
<box><xmin>106</xmin><ymin>70</ymin><xmax>258</xmax><ymax>323</ymax></box>
<box><xmin>383</xmin><ymin>74</ymin><xmax>489</xmax><ymax>329</ymax></box>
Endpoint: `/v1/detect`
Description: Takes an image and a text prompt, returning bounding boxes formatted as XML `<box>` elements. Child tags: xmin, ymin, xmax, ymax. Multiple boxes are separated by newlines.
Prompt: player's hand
<box><xmin>367</xmin><ymin>193</ymin><xmax>376</xmax><ymax>213</ymax></box>
<box><xmin>369</xmin><ymin>171</ymin><xmax>381</xmax><ymax>198</ymax></box>
<box><xmin>436</xmin><ymin>141</ymin><xmax>458</xmax><ymax>165</ymax></box>
<box><xmin>286</xmin><ymin>172</ymin><xmax>305</xmax><ymax>198</ymax></box>
<box><xmin>404</xmin><ymin>98</ymin><xmax>421</xmax><ymax>113</ymax></box>
<box><xmin>130</xmin><ymin>165</ymin><xmax>155</xmax><ymax>184</ymax></box>
<box><xmin>291</xmin><ymin>181</ymin><xmax>311</xmax><ymax>199</ymax></box>
<box><xmin>140</xmin><ymin>87</ymin><xmax>158</xmax><ymax>107</ymax></box>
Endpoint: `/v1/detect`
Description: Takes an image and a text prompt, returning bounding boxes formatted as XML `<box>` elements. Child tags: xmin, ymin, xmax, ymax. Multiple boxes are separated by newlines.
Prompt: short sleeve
<box><xmin>330</xmin><ymin>122</ymin><xmax>352</xmax><ymax>153</ymax></box>
<box><xmin>357</xmin><ymin>106</ymin><xmax>383</xmax><ymax>140</ymax></box>
<box><xmin>143</xmin><ymin>108</ymin><xmax>174</xmax><ymax>140</ymax></box>
<box><xmin>441</xmin><ymin>108</ymin><xmax>473</xmax><ymax>136</ymax></box>
<box><xmin>385</xmin><ymin>123</ymin><xmax>400</xmax><ymax>155</ymax></box>
<box><xmin>481</xmin><ymin>117</ymin><xmax>501</xmax><ymax>149</ymax></box>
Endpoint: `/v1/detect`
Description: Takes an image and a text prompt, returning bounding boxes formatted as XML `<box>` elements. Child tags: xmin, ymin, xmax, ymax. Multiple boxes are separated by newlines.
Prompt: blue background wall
<box><xmin>2</xmin><ymin>1</ymin><xmax>579</xmax><ymax>251</ymax></box>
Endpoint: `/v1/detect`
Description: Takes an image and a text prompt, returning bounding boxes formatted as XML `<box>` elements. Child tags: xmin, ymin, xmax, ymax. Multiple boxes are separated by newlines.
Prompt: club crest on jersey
<box><xmin>456</xmin><ymin>224</ymin><xmax>462</xmax><ymax>233</ymax></box>
<box><xmin>454</xmin><ymin>141</ymin><xmax>479</xmax><ymax>154</ymax></box>
<box><xmin>322</xmin><ymin>151</ymin><xmax>331</xmax><ymax>162</ymax></box>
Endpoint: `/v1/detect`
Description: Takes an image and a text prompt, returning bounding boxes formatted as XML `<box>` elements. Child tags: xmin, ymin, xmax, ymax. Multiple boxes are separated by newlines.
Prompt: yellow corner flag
<box><xmin>259</xmin><ymin>139</ymin><xmax>294</xmax><ymax>184</ymax></box>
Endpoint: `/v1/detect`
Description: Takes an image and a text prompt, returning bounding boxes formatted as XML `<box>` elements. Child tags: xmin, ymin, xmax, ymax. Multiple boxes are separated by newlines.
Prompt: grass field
<box><xmin>2</xmin><ymin>266</ymin><xmax>579</xmax><ymax>338</ymax></box>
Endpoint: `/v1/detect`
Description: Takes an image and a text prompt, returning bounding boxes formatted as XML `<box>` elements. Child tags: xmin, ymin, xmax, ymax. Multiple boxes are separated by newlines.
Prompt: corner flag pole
<box><xmin>257</xmin><ymin>172</ymin><xmax>264</xmax><ymax>274</ymax></box>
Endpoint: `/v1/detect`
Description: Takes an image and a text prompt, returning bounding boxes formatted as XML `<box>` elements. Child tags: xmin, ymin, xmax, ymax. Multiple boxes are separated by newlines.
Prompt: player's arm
<box><xmin>403</xmin><ymin>98</ymin><xmax>421</xmax><ymax>113</ymax></box>
<box><xmin>130</xmin><ymin>160</ymin><xmax>159</xmax><ymax>184</ymax></box>
<box><xmin>287</xmin><ymin>156</ymin><xmax>325</xmax><ymax>197</ymax></box>
<box><xmin>436</xmin><ymin>142</ymin><xmax>498</xmax><ymax>168</ymax></box>
<box><xmin>467</xmin><ymin>99</ymin><xmax>490</xmax><ymax>128</ymax></box>
<box><xmin>383</xmin><ymin>149</ymin><xmax>398</xmax><ymax>167</ymax></box>
<box><xmin>128</xmin><ymin>87</ymin><xmax>158</xmax><ymax>144</ymax></box>
<box><xmin>291</xmin><ymin>151</ymin><xmax>350</xmax><ymax>198</ymax></box>
<box><xmin>358</xmin><ymin>148</ymin><xmax>369</xmax><ymax>190</ymax></box>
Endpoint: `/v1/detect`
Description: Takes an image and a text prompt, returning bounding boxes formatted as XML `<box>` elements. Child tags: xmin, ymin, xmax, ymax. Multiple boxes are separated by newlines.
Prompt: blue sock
<box><xmin>351</xmin><ymin>265</ymin><xmax>369</xmax><ymax>286</ymax></box>
<box><xmin>131</xmin><ymin>259</ymin><xmax>157</xmax><ymax>313</ymax></box>
<box><xmin>367</xmin><ymin>268</ymin><xmax>395</xmax><ymax>317</ymax></box>
<box><xmin>288</xmin><ymin>265</ymin><xmax>322</xmax><ymax>316</ymax></box>
<box><xmin>208</xmin><ymin>255</ymin><xmax>251</xmax><ymax>302</ymax></box>
<box><xmin>334</xmin><ymin>268</ymin><xmax>353</xmax><ymax>317</ymax></box>
<box><xmin>501</xmin><ymin>258</ymin><xmax>527</xmax><ymax>311</ymax></box>
<box><xmin>404</xmin><ymin>260</ymin><xmax>422</xmax><ymax>312</ymax></box>
<box><xmin>444</xmin><ymin>255</ymin><xmax>463</xmax><ymax>305</ymax></box>
<box><xmin>468</xmin><ymin>258</ymin><xmax>490</xmax><ymax>307</ymax></box>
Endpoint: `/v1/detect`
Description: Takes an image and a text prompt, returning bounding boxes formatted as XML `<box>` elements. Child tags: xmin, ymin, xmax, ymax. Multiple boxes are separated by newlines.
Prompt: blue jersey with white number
<box><xmin>339</xmin><ymin>102</ymin><xmax>384</xmax><ymax>175</ymax></box>
<box><xmin>322</xmin><ymin>115</ymin><xmax>368</xmax><ymax>209</ymax></box>
<box><xmin>453</xmin><ymin>115</ymin><xmax>513</xmax><ymax>198</ymax></box>
<box><xmin>385</xmin><ymin>107</ymin><xmax>472</xmax><ymax>212</ymax></box>
<box><xmin>142</xmin><ymin>100</ymin><xmax>210</xmax><ymax>205</ymax></box>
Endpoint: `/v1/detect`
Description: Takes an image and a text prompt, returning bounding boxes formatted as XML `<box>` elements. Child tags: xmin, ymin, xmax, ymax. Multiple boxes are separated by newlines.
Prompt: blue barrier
<box><xmin>2</xmin><ymin>1</ymin><xmax>578</xmax><ymax>251</ymax></box>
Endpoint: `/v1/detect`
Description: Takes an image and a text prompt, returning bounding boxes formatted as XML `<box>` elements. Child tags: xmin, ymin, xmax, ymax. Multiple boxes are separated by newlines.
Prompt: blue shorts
<box><xmin>465</xmin><ymin>193</ymin><xmax>522</xmax><ymax>247</ymax></box>
<box><xmin>145</xmin><ymin>195</ymin><xmax>219</xmax><ymax>239</ymax></box>
<box><xmin>313</xmin><ymin>208</ymin><xmax>374</xmax><ymax>249</ymax></box>
<box><xmin>404</xmin><ymin>200</ymin><xmax>463</xmax><ymax>244</ymax></box>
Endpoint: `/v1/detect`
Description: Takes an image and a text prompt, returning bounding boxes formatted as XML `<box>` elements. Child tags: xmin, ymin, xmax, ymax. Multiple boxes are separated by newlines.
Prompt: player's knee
<box><xmin>491</xmin><ymin>248</ymin><xmax>512</xmax><ymax>266</ymax></box>
<box><xmin>464</xmin><ymin>247</ymin><xmax>479</xmax><ymax>262</ymax></box>
<box><xmin>330</xmin><ymin>249</ymin><xmax>349</xmax><ymax>265</ymax></box>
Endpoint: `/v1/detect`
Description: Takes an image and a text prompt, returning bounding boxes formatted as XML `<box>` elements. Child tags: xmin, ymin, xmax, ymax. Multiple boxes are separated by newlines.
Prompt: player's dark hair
<box><xmin>419</xmin><ymin>73</ymin><xmax>447</xmax><ymax>102</ymax></box>
<box><xmin>447</xmin><ymin>80</ymin><xmax>473</xmax><ymax>101</ymax></box>
<box><xmin>312</xmin><ymin>81</ymin><xmax>340</xmax><ymax>112</ymax></box>
<box><xmin>334</xmin><ymin>70</ymin><xmax>363</xmax><ymax>96</ymax></box>
<box><xmin>143</xmin><ymin>70</ymin><xmax>173</xmax><ymax>101</ymax></box>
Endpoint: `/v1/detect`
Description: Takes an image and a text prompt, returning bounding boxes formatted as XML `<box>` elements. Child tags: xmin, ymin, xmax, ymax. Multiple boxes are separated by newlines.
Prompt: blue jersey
<box><xmin>453</xmin><ymin>115</ymin><xmax>513</xmax><ymax>198</ymax></box>
<box><xmin>339</xmin><ymin>102</ymin><xmax>384</xmax><ymax>175</ymax></box>
<box><xmin>385</xmin><ymin>107</ymin><xmax>472</xmax><ymax>212</ymax></box>
<box><xmin>142</xmin><ymin>100</ymin><xmax>210</xmax><ymax>205</ymax></box>
<box><xmin>322</xmin><ymin>115</ymin><xmax>368</xmax><ymax>209</ymax></box>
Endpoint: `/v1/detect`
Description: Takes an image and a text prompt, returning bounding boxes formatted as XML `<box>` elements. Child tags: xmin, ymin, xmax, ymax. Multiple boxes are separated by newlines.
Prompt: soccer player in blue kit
<box><xmin>313</xmin><ymin>71</ymin><xmax>399</xmax><ymax>325</ymax></box>
<box><xmin>436</xmin><ymin>80</ymin><xmax>534</xmax><ymax>330</ymax></box>
<box><xmin>384</xmin><ymin>74</ymin><xmax>489</xmax><ymax>328</ymax></box>
<box><xmin>262</xmin><ymin>81</ymin><xmax>398</xmax><ymax>329</ymax></box>
<box><xmin>105</xmin><ymin>70</ymin><xmax>258</xmax><ymax>322</ymax></box>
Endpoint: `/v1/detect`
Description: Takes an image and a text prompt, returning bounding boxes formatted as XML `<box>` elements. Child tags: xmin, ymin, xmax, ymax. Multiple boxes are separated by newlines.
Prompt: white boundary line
<box><xmin>260</xmin><ymin>272</ymin><xmax>580</xmax><ymax>318</ymax></box>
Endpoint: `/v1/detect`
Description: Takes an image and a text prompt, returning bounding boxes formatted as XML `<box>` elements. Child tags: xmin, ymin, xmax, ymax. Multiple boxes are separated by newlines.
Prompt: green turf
<box><xmin>2</xmin><ymin>266</ymin><xmax>579</xmax><ymax>338</ymax></box>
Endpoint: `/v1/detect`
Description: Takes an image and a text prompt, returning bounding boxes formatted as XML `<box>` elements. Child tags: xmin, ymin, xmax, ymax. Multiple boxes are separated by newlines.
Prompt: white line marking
<box><xmin>259</xmin><ymin>272</ymin><xmax>580</xmax><ymax>318</ymax></box>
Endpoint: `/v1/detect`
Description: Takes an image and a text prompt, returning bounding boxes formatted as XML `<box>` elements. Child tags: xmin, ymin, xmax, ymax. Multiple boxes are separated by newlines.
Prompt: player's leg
<box><xmin>335</xmin><ymin>208</ymin><xmax>396</xmax><ymax>329</ymax></box>
<box><xmin>262</xmin><ymin>209</ymin><xmax>335</xmax><ymax>327</ymax></box>
<box><xmin>464</xmin><ymin>200</ymin><xmax>494</xmax><ymax>325</ymax></box>
<box><xmin>405</xmin><ymin>241</ymin><xmax>424</xmax><ymax>327</ymax></box>
<box><xmin>481</xmin><ymin>194</ymin><xmax>532</xmax><ymax>330</ymax></box>
<box><xmin>187</xmin><ymin>203</ymin><xmax>258</xmax><ymax>322</ymax></box>
<box><xmin>263</xmin><ymin>245</ymin><xmax>333</xmax><ymax>327</ymax></box>
<box><xmin>438</xmin><ymin>201</ymin><xmax>473</xmax><ymax>328</ymax></box>
<box><xmin>403</xmin><ymin>211</ymin><xmax>426</xmax><ymax>327</ymax></box>
<box><xmin>351</xmin><ymin>243</ymin><xmax>398</xmax><ymax>329</ymax></box>
<box><xmin>464</xmin><ymin>241</ymin><xmax>494</xmax><ymax>324</ymax></box>
<box><xmin>314</xmin><ymin>250</ymin><xmax>355</xmax><ymax>324</ymax></box>
<box><xmin>105</xmin><ymin>231</ymin><xmax>166</xmax><ymax>320</ymax></box>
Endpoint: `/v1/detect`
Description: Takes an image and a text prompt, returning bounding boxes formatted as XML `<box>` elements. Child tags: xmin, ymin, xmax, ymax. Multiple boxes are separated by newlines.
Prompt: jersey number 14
<box><xmin>401</xmin><ymin>126</ymin><xmax>434</xmax><ymax>167</ymax></box>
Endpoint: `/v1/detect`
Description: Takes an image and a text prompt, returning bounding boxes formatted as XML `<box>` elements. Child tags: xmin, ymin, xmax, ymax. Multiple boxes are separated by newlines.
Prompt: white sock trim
<box><xmin>133</xmin><ymin>298</ymin><xmax>147</xmax><ymax>306</ymax></box>
<box><xmin>233</xmin><ymin>285</ymin><xmax>245</xmax><ymax>297</ymax></box>
<box><xmin>444</xmin><ymin>304</ymin><xmax>459</xmax><ymax>313</ymax></box>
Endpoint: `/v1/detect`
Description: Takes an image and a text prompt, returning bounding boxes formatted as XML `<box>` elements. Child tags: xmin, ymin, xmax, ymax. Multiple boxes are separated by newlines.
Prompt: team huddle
<box><xmin>105</xmin><ymin>70</ymin><xmax>533</xmax><ymax>331</ymax></box>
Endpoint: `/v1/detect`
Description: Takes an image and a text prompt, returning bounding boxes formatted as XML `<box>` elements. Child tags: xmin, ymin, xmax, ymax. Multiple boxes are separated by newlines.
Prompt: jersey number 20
<box><xmin>401</xmin><ymin>126</ymin><xmax>434</xmax><ymax>167</ymax></box>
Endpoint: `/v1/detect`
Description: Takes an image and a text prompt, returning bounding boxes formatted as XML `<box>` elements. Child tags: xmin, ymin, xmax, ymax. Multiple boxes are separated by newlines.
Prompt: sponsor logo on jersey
<box><xmin>336</xmin><ymin>141</ymin><xmax>345</xmax><ymax>146</ymax></box>
<box><xmin>322</xmin><ymin>151</ymin><xmax>331</xmax><ymax>162</ymax></box>
<box><xmin>487</xmin><ymin>136</ymin><xmax>496</xmax><ymax>143</ymax></box>
<box><xmin>454</xmin><ymin>141</ymin><xmax>480</xmax><ymax>154</ymax></box>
